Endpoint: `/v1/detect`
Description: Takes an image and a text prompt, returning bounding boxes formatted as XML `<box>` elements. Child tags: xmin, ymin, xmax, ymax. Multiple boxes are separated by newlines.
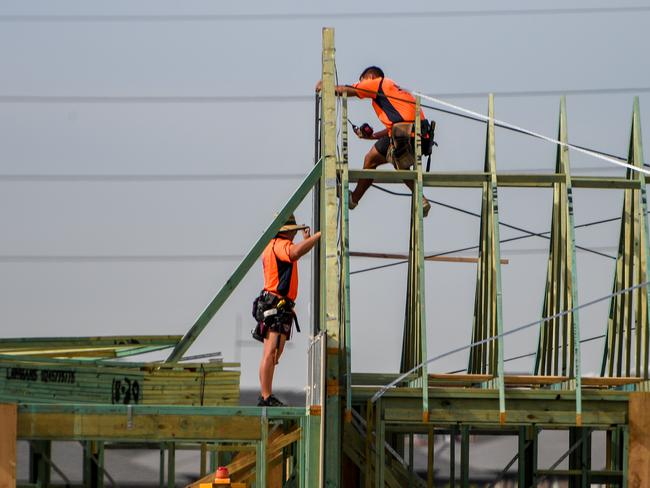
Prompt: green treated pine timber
<box><xmin>374</xmin><ymin>399</ymin><xmax>385</xmax><ymax>488</ymax></box>
<box><xmin>622</xmin><ymin>425</ymin><xmax>629</xmax><ymax>487</ymax></box>
<box><xmin>165</xmin><ymin>159</ymin><xmax>323</xmax><ymax>362</ymax></box>
<box><xmin>167</xmin><ymin>442</ymin><xmax>175</xmax><ymax>488</ymax></box>
<box><xmin>83</xmin><ymin>441</ymin><xmax>104</xmax><ymax>488</ymax></box>
<box><xmin>427</xmin><ymin>426</ymin><xmax>434</xmax><ymax>488</ymax></box>
<box><xmin>305</xmin><ymin>415</ymin><xmax>322</xmax><ymax>487</ymax></box>
<box><xmin>415</xmin><ymin>97</ymin><xmax>430</xmax><ymax>421</ymax></box>
<box><xmin>348</xmin><ymin>169</ymin><xmax>643</xmax><ymax>189</ymax></box>
<box><xmin>485</xmin><ymin>95</ymin><xmax>506</xmax><ymax>423</ymax></box>
<box><xmin>460</xmin><ymin>425</ymin><xmax>470</xmax><ymax>487</ymax></box>
<box><xmin>297</xmin><ymin>416</ymin><xmax>306</xmax><ymax>488</ymax></box>
<box><xmin>159</xmin><ymin>446</ymin><xmax>165</xmax><ymax>488</ymax></box>
<box><xmin>449</xmin><ymin>425</ymin><xmax>456</xmax><ymax>485</ymax></box>
<box><xmin>468</xmin><ymin>95</ymin><xmax>505</xmax><ymax>422</ymax></box>
<box><xmin>534</xmin><ymin>98</ymin><xmax>582</xmax><ymax>423</ymax></box>
<box><xmin>341</xmin><ymin>94</ymin><xmax>353</xmax><ymax>420</ymax></box>
<box><xmin>601</xmin><ymin>97</ymin><xmax>649</xmax><ymax>380</ymax></box>
<box><xmin>256</xmin><ymin>414</ymin><xmax>268</xmax><ymax>488</ymax></box>
<box><xmin>320</xmin><ymin>27</ymin><xmax>342</xmax><ymax>487</ymax></box>
<box><xmin>561</xmin><ymin>97</ymin><xmax>583</xmax><ymax>426</ymax></box>
<box><xmin>29</xmin><ymin>440</ymin><xmax>50</xmax><ymax>488</ymax></box>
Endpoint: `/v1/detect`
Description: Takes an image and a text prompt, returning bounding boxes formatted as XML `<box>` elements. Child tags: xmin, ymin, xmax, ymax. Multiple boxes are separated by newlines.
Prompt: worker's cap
<box><xmin>278</xmin><ymin>213</ymin><xmax>308</xmax><ymax>232</ymax></box>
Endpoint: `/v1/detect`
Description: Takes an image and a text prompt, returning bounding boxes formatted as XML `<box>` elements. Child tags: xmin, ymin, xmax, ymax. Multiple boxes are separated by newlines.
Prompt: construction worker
<box><xmin>254</xmin><ymin>214</ymin><xmax>320</xmax><ymax>407</ymax></box>
<box><xmin>316</xmin><ymin>66</ymin><xmax>432</xmax><ymax>216</ymax></box>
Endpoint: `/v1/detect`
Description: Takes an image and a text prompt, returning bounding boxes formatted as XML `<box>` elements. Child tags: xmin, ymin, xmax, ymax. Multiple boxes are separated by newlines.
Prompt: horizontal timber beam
<box><xmin>16</xmin><ymin>404</ymin><xmax>308</xmax><ymax>441</ymax></box>
<box><xmin>352</xmin><ymin>386</ymin><xmax>628</xmax><ymax>427</ymax></box>
<box><xmin>347</xmin><ymin>169</ymin><xmax>642</xmax><ymax>189</ymax></box>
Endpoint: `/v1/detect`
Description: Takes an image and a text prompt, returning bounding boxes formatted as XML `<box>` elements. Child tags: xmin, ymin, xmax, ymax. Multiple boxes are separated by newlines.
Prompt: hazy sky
<box><xmin>0</xmin><ymin>0</ymin><xmax>648</xmax><ymax>390</ymax></box>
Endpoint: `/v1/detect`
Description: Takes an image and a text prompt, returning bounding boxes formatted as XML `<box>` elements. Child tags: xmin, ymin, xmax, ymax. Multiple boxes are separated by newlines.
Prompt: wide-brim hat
<box><xmin>278</xmin><ymin>213</ymin><xmax>308</xmax><ymax>232</ymax></box>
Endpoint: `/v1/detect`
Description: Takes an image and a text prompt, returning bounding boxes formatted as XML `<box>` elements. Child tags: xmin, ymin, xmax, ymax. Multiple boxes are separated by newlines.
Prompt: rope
<box><xmin>370</xmin><ymin>279</ymin><xmax>650</xmax><ymax>403</ymax></box>
<box><xmin>346</xmin><ymin>85</ymin><xmax>639</xmax><ymax>170</ymax></box>
<box><xmin>411</xmin><ymin>89</ymin><xmax>649</xmax><ymax>175</ymax></box>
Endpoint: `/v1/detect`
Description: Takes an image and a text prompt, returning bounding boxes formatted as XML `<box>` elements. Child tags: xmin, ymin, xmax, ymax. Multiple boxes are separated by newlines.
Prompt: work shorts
<box><xmin>374</xmin><ymin>136</ymin><xmax>391</xmax><ymax>157</ymax></box>
<box><xmin>266</xmin><ymin>318</ymin><xmax>293</xmax><ymax>340</ymax></box>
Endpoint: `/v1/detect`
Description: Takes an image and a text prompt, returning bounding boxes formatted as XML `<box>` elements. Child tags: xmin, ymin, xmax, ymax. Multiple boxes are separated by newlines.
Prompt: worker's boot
<box><xmin>348</xmin><ymin>191</ymin><xmax>358</xmax><ymax>210</ymax></box>
<box><xmin>423</xmin><ymin>198</ymin><xmax>431</xmax><ymax>217</ymax></box>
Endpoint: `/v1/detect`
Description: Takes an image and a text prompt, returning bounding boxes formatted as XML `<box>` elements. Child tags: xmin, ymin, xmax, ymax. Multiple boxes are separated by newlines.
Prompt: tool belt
<box><xmin>251</xmin><ymin>291</ymin><xmax>300</xmax><ymax>342</ymax></box>
<box><xmin>386</xmin><ymin>120</ymin><xmax>435</xmax><ymax>170</ymax></box>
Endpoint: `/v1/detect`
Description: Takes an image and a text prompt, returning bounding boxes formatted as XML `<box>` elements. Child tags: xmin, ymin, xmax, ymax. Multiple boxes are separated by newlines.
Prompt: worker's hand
<box><xmin>354</xmin><ymin>127</ymin><xmax>372</xmax><ymax>139</ymax></box>
<box><xmin>315</xmin><ymin>80</ymin><xmax>322</xmax><ymax>92</ymax></box>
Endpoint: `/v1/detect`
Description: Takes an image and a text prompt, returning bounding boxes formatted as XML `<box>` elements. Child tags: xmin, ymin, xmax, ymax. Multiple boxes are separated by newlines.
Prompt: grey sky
<box><xmin>0</xmin><ymin>0</ymin><xmax>648</xmax><ymax>390</ymax></box>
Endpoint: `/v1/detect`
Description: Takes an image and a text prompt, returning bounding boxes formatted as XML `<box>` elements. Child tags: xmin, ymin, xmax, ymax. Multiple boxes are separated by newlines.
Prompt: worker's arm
<box><xmin>370</xmin><ymin>128</ymin><xmax>388</xmax><ymax>140</ymax></box>
<box><xmin>289</xmin><ymin>229</ymin><xmax>321</xmax><ymax>261</ymax></box>
<box><xmin>315</xmin><ymin>80</ymin><xmax>359</xmax><ymax>98</ymax></box>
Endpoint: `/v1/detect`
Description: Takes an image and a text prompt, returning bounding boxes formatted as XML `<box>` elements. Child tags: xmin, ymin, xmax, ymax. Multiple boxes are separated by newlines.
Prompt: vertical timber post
<box><xmin>341</xmin><ymin>93</ymin><xmax>353</xmax><ymax>423</ymax></box>
<box><xmin>320</xmin><ymin>26</ymin><xmax>341</xmax><ymax>487</ymax></box>
<box><xmin>628</xmin><ymin>392</ymin><xmax>650</xmax><ymax>486</ymax></box>
<box><xmin>415</xmin><ymin>97</ymin><xmax>429</xmax><ymax>421</ymax></box>
<box><xmin>83</xmin><ymin>441</ymin><xmax>104</xmax><ymax>488</ymax></box>
<box><xmin>0</xmin><ymin>404</ymin><xmax>17</xmax><ymax>488</ymax></box>
<box><xmin>29</xmin><ymin>441</ymin><xmax>51</xmax><ymax>488</ymax></box>
<box><xmin>167</xmin><ymin>442</ymin><xmax>175</xmax><ymax>488</ymax></box>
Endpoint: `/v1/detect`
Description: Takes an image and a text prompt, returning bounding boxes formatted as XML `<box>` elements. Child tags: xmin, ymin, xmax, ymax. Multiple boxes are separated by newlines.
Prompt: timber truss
<box><xmin>2</xmin><ymin>27</ymin><xmax>650</xmax><ymax>487</ymax></box>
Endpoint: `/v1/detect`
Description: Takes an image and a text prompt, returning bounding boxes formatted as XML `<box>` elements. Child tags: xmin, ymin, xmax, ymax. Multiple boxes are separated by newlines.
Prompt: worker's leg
<box><xmin>274</xmin><ymin>334</ymin><xmax>288</xmax><ymax>363</ymax></box>
<box><xmin>350</xmin><ymin>145</ymin><xmax>388</xmax><ymax>204</ymax></box>
<box><xmin>259</xmin><ymin>331</ymin><xmax>282</xmax><ymax>399</ymax></box>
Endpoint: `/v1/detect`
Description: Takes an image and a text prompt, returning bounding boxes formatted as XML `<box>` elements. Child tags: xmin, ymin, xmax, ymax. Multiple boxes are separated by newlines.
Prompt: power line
<box><xmin>349</xmin><ymin>188</ymin><xmax>623</xmax><ymax>275</ymax></box>
<box><xmin>373</xmin><ymin>184</ymin><xmax>616</xmax><ymax>253</ymax></box>
<box><xmin>0</xmin><ymin>254</ymin><xmax>246</xmax><ymax>263</ymax></box>
<box><xmin>0</xmin><ymin>95</ymin><xmax>309</xmax><ymax>104</ymax></box>
<box><xmin>0</xmin><ymin>173</ymin><xmax>305</xmax><ymax>182</ymax></box>
<box><xmin>1</xmin><ymin>86</ymin><xmax>649</xmax><ymax>104</ymax></box>
<box><xmin>1</xmin><ymin>7</ymin><xmax>649</xmax><ymax>23</ymax></box>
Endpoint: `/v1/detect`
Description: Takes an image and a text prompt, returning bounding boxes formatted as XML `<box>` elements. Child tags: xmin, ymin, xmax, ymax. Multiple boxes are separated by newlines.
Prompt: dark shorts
<box><xmin>374</xmin><ymin>136</ymin><xmax>391</xmax><ymax>157</ymax></box>
<box><xmin>266</xmin><ymin>320</ymin><xmax>292</xmax><ymax>340</ymax></box>
<box><xmin>374</xmin><ymin>120</ymin><xmax>431</xmax><ymax>158</ymax></box>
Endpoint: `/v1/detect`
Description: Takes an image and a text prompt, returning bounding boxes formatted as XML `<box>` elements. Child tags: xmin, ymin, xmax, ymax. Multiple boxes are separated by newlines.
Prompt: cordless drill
<box><xmin>349</xmin><ymin>119</ymin><xmax>374</xmax><ymax>138</ymax></box>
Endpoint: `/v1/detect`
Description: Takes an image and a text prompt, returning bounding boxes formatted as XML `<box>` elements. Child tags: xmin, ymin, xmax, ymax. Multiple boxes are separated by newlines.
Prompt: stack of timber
<box><xmin>0</xmin><ymin>336</ymin><xmax>240</xmax><ymax>406</ymax></box>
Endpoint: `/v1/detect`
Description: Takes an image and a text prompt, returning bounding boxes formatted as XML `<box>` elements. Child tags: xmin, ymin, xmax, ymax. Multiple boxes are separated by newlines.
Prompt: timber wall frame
<box><xmin>3</xmin><ymin>26</ymin><xmax>650</xmax><ymax>487</ymax></box>
<box><xmin>316</xmin><ymin>28</ymin><xmax>650</xmax><ymax>486</ymax></box>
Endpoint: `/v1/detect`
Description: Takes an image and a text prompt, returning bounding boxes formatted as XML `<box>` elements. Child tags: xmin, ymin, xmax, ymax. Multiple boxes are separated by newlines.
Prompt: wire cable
<box><xmin>411</xmin><ymin>89</ymin><xmax>649</xmax><ymax>175</ymax></box>
<box><xmin>347</xmin><ymin>85</ymin><xmax>636</xmax><ymax>167</ymax></box>
<box><xmin>1</xmin><ymin>6</ymin><xmax>649</xmax><ymax>22</ymax></box>
<box><xmin>370</xmin><ymin>279</ymin><xmax>650</xmax><ymax>403</ymax></box>
<box><xmin>1</xmin><ymin>86</ymin><xmax>649</xmax><ymax>104</ymax></box>
<box><xmin>0</xmin><ymin>173</ymin><xmax>305</xmax><ymax>182</ymax></box>
<box><xmin>348</xmin><ymin>186</ymin><xmax>615</xmax><ymax>275</ymax></box>
<box><xmin>372</xmin><ymin>184</ymin><xmax>616</xmax><ymax>259</ymax></box>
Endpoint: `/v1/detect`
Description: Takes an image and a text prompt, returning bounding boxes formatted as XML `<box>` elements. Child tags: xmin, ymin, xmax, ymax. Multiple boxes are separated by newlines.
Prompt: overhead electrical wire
<box><xmin>0</xmin><ymin>173</ymin><xmax>305</xmax><ymax>182</ymax></box>
<box><xmin>1</xmin><ymin>6</ymin><xmax>649</xmax><ymax>22</ymax></box>
<box><xmin>1</xmin><ymin>86</ymin><xmax>649</xmax><ymax>104</ymax></box>
<box><xmin>347</xmin><ymin>184</ymin><xmax>617</xmax><ymax>275</ymax></box>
